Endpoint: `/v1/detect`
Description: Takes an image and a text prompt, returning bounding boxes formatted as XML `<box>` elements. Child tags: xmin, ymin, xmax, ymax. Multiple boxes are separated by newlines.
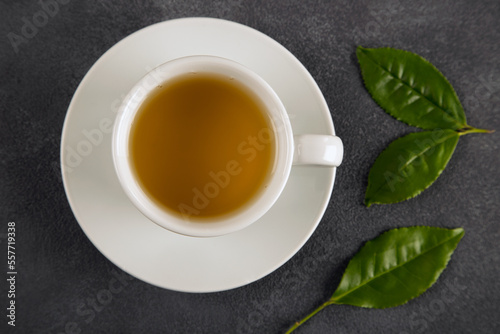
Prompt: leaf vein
<box><xmin>367</xmin><ymin>131</ymin><xmax>457</xmax><ymax>202</ymax></box>
<box><xmin>361</xmin><ymin>50</ymin><xmax>463</xmax><ymax>127</ymax></box>
<box><xmin>400</xmin><ymin>264</ymin><xmax>423</xmax><ymax>281</ymax></box>
<box><xmin>398</xmin><ymin>132</ymin><xmax>456</xmax><ymax>172</ymax></box>
<box><xmin>332</xmin><ymin>233</ymin><xmax>462</xmax><ymax>302</ymax></box>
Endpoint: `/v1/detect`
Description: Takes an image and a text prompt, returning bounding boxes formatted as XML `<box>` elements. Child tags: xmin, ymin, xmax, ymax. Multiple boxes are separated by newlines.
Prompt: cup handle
<box><xmin>293</xmin><ymin>134</ymin><xmax>343</xmax><ymax>167</ymax></box>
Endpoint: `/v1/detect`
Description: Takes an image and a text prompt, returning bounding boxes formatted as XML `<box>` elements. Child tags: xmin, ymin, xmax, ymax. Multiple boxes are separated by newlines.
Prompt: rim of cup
<box><xmin>112</xmin><ymin>56</ymin><xmax>294</xmax><ymax>237</ymax></box>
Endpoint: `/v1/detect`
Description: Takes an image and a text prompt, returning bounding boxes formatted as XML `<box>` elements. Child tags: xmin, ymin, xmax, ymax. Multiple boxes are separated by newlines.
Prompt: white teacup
<box><xmin>113</xmin><ymin>56</ymin><xmax>343</xmax><ymax>237</ymax></box>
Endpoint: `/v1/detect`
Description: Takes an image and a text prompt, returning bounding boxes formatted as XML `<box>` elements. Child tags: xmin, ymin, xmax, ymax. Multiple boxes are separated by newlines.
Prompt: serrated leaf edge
<box><xmin>365</xmin><ymin>130</ymin><xmax>460</xmax><ymax>207</ymax></box>
<box><xmin>357</xmin><ymin>46</ymin><xmax>467</xmax><ymax>130</ymax></box>
<box><xmin>330</xmin><ymin>226</ymin><xmax>465</xmax><ymax>309</ymax></box>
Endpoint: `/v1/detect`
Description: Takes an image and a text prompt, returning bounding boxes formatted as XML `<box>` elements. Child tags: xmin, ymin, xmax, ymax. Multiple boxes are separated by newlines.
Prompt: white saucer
<box><xmin>61</xmin><ymin>18</ymin><xmax>338</xmax><ymax>292</ymax></box>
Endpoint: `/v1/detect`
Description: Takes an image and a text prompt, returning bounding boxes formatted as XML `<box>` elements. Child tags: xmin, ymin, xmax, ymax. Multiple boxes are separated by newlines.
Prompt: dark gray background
<box><xmin>1</xmin><ymin>0</ymin><xmax>499</xmax><ymax>333</ymax></box>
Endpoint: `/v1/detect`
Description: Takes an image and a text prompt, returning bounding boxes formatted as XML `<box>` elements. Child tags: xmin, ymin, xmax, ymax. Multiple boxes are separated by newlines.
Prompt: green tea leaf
<box><xmin>365</xmin><ymin>130</ymin><xmax>459</xmax><ymax>207</ymax></box>
<box><xmin>357</xmin><ymin>46</ymin><xmax>467</xmax><ymax>130</ymax></box>
<box><xmin>285</xmin><ymin>227</ymin><xmax>465</xmax><ymax>332</ymax></box>
<box><xmin>330</xmin><ymin>226</ymin><xmax>465</xmax><ymax>308</ymax></box>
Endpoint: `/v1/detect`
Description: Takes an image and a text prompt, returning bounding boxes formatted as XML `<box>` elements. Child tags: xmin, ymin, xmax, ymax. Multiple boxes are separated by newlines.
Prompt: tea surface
<box><xmin>130</xmin><ymin>73</ymin><xmax>275</xmax><ymax>219</ymax></box>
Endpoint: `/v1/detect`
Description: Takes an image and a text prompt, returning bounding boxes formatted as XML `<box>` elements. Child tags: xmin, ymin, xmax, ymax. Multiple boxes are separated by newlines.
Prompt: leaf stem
<box><xmin>285</xmin><ymin>300</ymin><xmax>332</xmax><ymax>333</ymax></box>
<box><xmin>457</xmin><ymin>126</ymin><xmax>494</xmax><ymax>136</ymax></box>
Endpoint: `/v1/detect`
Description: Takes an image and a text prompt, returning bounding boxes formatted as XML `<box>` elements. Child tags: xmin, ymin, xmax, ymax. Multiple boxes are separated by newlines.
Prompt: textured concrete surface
<box><xmin>1</xmin><ymin>0</ymin><xmax>499</xmax><ymax>333</ymax></box>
